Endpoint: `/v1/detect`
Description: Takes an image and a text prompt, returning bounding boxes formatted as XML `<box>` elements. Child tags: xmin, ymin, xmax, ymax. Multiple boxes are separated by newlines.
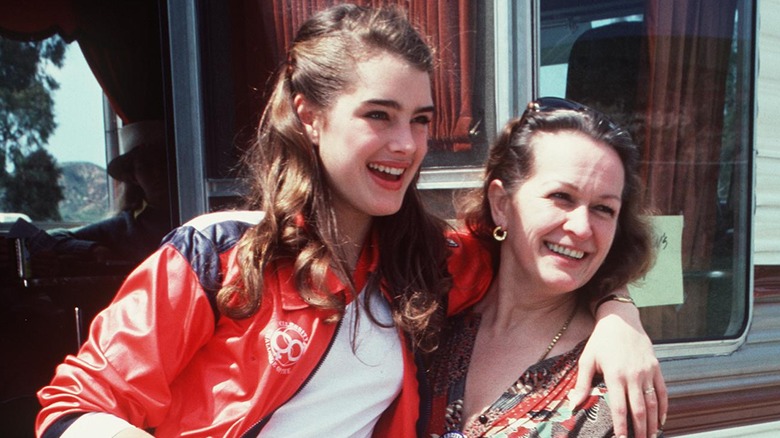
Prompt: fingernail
<box><xmin>618</xmin><ymin>435</ymin><xmax>627</xmax><ymax>438</ymax></box>
<box><xmin>651</xmin><ymin>434</ymin><xmax>657</xmax><ymax>438</ymax></box>
<box><xmin>661</xmin><ymin>414</ymin><xmax>667</xmax><ymax>427</ymax></box>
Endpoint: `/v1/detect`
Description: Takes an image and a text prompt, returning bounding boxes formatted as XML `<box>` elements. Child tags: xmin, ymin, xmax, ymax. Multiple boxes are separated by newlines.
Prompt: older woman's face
<box><xmin>490</xmin><ymin>130</ymin><xmax>625</xmax><ymax>296</ymax></box>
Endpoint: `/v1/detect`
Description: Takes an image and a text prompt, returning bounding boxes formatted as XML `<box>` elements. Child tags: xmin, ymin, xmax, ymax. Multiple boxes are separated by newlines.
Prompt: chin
<box><xmin>368</xmin><ymin>198</ymin><xmax>406</xmax><ymax>217</ymax></box>
<box><xmin>544</xmin><ymin>275</ymin><xmax>588</xmax><ymax>294</ymax></box>
<box><xmin>372</xmin><ymin>205</ymin><xmax>404</xmax><ymax>217</ymax></box>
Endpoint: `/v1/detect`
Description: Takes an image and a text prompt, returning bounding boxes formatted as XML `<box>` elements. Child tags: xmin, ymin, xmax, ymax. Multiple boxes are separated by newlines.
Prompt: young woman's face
<box><xmin>490</xmin><ymin>131</ymin><xmax>625</xmax><ymax>296</ymax></box>
<box><xmin>301</xmin><ymin>52</ymin><xmax>434</xmax><ymax>228</ymax></box>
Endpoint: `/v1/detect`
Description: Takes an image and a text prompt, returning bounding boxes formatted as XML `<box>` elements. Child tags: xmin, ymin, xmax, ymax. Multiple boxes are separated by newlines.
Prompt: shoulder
<box><xmin>160</xmin><ymin>210</ymin><xmax>265</xmax><ymax>292</ymax></box>
<box><xmin>445</xmin><ymin>228</ymin><xmax>494</xmax><ymax>314</ymax></box>
<box><xmin>183</xmin><ymin>210</ymin><xmax>266</xmax><ymax>229</ymax></box>
<box><xmin>164</xmin><ymin>210</ymin><xmax>265</xmax><ymax>250</ymax></box>
<box><xmin>181</xmin><ymin>210</ymin><xmax>265</xmax><ymax>235</ymax></box>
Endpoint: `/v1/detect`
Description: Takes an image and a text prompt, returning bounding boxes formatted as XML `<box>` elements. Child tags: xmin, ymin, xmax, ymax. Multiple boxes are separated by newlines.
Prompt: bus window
<box><xmin>1</xmin><ymin>34</ymin><xmax>174</xmax><ymax>273</ymax></box>
<box><xmin>0</xmin><ymin>36</ymin><xmax>110</xmax><ymax>229</ymax></box>
<box><xmin>1</xmin><ymin>0</ymin><xmax>176</xmax><ymax>274</ymax></box>
<box><xmin>536</xmin><ymin>0</ymin><xmax>754</xmax><ymax>346</ymax></box>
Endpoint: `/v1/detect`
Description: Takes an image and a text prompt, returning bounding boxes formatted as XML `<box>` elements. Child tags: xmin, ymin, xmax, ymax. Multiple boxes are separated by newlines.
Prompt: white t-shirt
<box><xmin>260</xmin><ymin>289</ymin><xmax>404</xmax><ymax>437</ymax></box>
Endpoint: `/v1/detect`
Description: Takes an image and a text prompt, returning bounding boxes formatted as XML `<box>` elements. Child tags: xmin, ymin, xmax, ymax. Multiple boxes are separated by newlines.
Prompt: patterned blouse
<box><xmin>424</xmin><ymin>309</ymin><xmax>625</xmax><ymax>438</ymax></box>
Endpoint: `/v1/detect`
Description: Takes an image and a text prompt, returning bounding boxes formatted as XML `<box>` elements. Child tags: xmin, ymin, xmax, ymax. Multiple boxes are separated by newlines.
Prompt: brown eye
<box><xmin>412</xmin><ymin>115</ymin><xmax>432</xmax><ymax>125</ymax></box>
<box><xmin>551</xmin><ymin>192</ymin><xmax>572</xmax><ymax>202</ymax></box>
<box><xmin>365</xmin><ymin>111</ymin><xmax>389</xmax><ymax>121</ymax></box>
<box><xmin>594</xmin><ymin>205</ymin><xmax>617</xmax><ymax>217</ymax></box>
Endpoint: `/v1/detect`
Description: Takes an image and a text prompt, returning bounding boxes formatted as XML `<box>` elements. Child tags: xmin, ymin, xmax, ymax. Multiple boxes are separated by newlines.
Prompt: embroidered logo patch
<box><xmin>265</xmin><ymin>321</ymin><xmax>309</xmax><ymax>374</ymax></box>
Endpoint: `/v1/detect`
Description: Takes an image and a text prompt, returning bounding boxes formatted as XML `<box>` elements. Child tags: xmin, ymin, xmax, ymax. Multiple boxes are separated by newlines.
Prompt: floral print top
<box><xmin>425</xmin><ymin>309</ymin><xmax>624</xmax><ymax>438</ymax></box>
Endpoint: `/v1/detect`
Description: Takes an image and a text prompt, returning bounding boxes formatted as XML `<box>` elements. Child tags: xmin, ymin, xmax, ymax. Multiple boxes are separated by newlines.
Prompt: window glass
<box><xmin>45</xmin><ymin>43</ymin><xmax>112</xmax><ymax>225</ymax></box>
<box><xmin>538</xmin><ymin>0</ymin><xmax>754</xmax><ymax>343</ymax></box>
<box><xmin>1</xmin><ymin>28</ymin><xmax>176</xmax><ymax>277</ymax></box>
<box><xmin>0</xmin><ymin>37</ymin><xmax>110</xmax><ymax>229</ymax></box>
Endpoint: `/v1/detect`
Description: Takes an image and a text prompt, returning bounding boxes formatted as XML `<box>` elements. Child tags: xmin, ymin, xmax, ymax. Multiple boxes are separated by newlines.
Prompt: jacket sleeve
<box><xmin>35</xmin><ymin>242</ymin><xmax>218</xmax><ymax>436</ymax></box>
<box><xmin>445</xmin><ymin>230</ymin><xmax>494</xmax><ymax>315</ymax></box>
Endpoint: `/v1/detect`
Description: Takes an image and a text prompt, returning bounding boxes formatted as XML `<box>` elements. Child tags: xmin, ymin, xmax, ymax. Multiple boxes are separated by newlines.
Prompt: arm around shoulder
<box><xmin>574</xmin><ymin>292</ymin><xmax>667</xmax><ymax>438</ymax></box>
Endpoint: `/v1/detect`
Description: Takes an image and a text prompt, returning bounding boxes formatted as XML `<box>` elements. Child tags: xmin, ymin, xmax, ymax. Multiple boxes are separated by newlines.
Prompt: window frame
<box><xmin>500</xmin><ymin>0</ymin><xmax>755</xmax><ymax>358</ymax></box>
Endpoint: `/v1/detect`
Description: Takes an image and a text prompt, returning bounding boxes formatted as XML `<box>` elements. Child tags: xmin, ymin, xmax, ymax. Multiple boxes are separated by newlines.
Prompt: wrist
<box><xmin>594</xmin><ymin>295</ymin><xmax>646</xmax><ymax>333</ymax></box>
<box><xmin>594</xmin><ymin>293</ymin><xmax>635</xmax><ymax>312</ymax></box>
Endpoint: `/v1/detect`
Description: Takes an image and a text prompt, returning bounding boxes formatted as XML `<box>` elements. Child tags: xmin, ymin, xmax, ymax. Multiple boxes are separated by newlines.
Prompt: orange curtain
<box><xmin>250</xmin><ymin>0</ymin><xmax>476</xmax><ymax>151</ymax></box>
<box><xmin>639</xmin><ymin>0</ymin><xmax>738</xmax><ymax>338</ymax></box>
<box><xmin>408</xmin><ymin>0</ymin><xmax>475</xmax><ymax>152</ymax></box>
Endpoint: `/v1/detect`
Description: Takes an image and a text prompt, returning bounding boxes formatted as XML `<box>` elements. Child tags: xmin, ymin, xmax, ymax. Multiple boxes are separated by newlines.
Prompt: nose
<box><xmin>563</xmin><ymin>205</ymin><xmax>593</xmax><ymax>239</ymax></box>
<box><xmin>388</xmin><ymin>123</ymin><xmax>417</xmax><ymax>154</ymax></box>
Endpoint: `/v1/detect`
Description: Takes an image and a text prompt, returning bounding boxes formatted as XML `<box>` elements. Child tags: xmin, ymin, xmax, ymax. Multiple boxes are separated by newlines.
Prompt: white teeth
<box><xmin>546</xmin><ymin>242</ymin><xmax>585</xmax><ymax>260</ymax></box>
<box><xmin>368</xmin><ymin>163</ymin><xmax>404</xmax><ymax>176</ymax></box>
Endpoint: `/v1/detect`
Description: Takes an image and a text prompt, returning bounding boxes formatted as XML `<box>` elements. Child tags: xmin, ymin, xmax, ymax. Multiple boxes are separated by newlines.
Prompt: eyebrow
<box><xmin>558</xmin><ymin>181</ymin><xmax>623</xmax><ymax>202</ymax></box>
<box><xmin>365</xmin><ymin>98</ymin><xmax>435</xmax><ymax>114</ymax></box>
<box><xmin>600</xmin><ymin>194</ymin><xmax>623</xmax><ymax>203</ymax></box>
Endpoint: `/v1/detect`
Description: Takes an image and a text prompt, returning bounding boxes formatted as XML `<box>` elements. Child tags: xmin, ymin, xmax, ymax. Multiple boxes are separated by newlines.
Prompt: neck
<box><xmin>334</xmin><ymin>213</ymin><xmax>372</xmax><ymax>271</ymax></box>
<box><xmin>474</xmin><ymin>281</ymin><xmax>592</xmax><ymax>372</ymax></box>
<box><xmin>475</xmin><ymin>278</ymin><xmax>579</xmax><ymax>335</ymax></box>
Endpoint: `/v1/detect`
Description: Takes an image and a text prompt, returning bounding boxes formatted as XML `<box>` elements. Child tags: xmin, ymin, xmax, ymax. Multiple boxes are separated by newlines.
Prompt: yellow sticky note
<box><xmin>628</xmin><ymin>215</ymin><xmax>685</xmax><ymax>307</ymax></box>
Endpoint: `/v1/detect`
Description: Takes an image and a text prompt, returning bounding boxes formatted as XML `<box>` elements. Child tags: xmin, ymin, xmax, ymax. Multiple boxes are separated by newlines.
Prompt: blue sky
<box><xmin>46</xmin><ymin>43</ymin><xmax>106</xmax><ymax>168</ymax></box>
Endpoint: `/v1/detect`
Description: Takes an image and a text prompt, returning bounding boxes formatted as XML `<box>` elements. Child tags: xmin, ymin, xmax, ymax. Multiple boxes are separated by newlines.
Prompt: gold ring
<box><xmin>644</xmin><ymin>387</ymin><xmax>656</xmax><ymax>395</ymax></box>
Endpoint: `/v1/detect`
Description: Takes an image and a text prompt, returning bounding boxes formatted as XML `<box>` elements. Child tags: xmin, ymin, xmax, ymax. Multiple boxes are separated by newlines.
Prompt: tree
<box><xmin>0</xmin><ymin>34</ymin><xmax>67</xmax><ymax>216</ymax></box>
<box><xmin>3</xmin><ymin>148</ymin><xmax>64</xmax><ymax>220</ymax></box>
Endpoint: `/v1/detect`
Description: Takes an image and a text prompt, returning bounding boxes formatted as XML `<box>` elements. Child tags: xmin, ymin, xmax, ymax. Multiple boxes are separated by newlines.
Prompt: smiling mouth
<box><xmin>368</xmin><ymin>163</ymin><xmax>404</xmax><ymax>181</ymax></box>
<box><xmin>546</xmin><ymin>242</ymin><xmax>585</xmax><ymax>260</ymax></box>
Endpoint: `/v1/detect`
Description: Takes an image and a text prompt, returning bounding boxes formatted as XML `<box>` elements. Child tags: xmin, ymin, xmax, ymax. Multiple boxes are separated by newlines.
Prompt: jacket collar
<box><xmin>277</xmin><ymin>228</ymin><xmax>380</xmax><ymax>311</ymax></box>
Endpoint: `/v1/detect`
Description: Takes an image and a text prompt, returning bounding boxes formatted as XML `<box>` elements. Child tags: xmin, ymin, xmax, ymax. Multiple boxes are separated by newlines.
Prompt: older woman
<box><xmin>426</xmin><ymin>97</ymin><xmax>660</xmax><ymax>438</ymax></box>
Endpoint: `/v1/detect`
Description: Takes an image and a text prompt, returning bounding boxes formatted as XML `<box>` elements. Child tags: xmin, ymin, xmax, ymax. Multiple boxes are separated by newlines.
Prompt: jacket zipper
<box><xmin>238</xmin><ymin>317</ymin><xmax>344</xmax><ymax>437</ymax></box>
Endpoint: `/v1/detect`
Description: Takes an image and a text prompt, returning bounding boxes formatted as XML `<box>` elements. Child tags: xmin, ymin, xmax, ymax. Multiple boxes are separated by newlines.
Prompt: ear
<box><xmin>487</xmin><ymin>179</ymin><xmax>510</xmax><ymax>229</ymax></box>
<box><xmin>293</xmin><ymin>94</ymin><xmax>320</xmax><ymax>144</ymax></box>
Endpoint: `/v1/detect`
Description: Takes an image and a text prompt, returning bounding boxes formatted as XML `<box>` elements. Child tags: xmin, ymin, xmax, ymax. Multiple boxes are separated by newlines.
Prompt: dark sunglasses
<box><xmin>521</xmin><ymin>96</ymin><xmax>621</xmax><ymax>132</ymax></box>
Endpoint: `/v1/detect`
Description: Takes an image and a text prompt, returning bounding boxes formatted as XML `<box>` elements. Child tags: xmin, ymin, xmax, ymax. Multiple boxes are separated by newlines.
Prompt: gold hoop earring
<box><xmin>492</xmin><ymin>226</ymin><xmax>507</xmax><ymax>242</ymax></box>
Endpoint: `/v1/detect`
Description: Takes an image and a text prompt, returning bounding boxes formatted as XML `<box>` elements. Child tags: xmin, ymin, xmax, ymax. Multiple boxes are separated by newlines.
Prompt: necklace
<box><xmin>442</xmin><ymin>306</ymin><xmax>578</xmax><ymax>437</ymax></box>
<box><xmin>537</xmin><ymin>306</ymin><xmax>577</xmax><ymax>363</ymax></box>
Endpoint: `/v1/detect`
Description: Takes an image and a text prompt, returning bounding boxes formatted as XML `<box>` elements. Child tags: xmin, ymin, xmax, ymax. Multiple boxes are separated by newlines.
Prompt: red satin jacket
<box><xmin>36</xmin><ymin>211</ymin><xmax>492</xmax><ymax>437</ymax></box>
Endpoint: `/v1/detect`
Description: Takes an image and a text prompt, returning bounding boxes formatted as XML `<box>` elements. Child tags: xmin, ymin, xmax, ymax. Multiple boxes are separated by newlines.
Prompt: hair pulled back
<box><xmin>218</xmin><ymin>4</ymin><xmax>450</xmax><ymax>352</ymax></box>
<box><xmin>460</xmin><ymin>105</ymin><xmax>655</xmax><ymax>304</ymax></box>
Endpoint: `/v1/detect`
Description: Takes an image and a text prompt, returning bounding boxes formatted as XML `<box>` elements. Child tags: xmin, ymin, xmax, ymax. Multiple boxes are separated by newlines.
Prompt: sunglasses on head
<box><xmin>521</xmin><ymin>96</ymin><xmax>621</xmax><ymax>132</ymax></box>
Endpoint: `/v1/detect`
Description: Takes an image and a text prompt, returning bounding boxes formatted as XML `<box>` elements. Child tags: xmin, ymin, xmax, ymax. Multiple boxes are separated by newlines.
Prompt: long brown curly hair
<box><xmin>218</xmin><ymin>4</ymin><xmax>452</xmax><ymax>352</ymax></box>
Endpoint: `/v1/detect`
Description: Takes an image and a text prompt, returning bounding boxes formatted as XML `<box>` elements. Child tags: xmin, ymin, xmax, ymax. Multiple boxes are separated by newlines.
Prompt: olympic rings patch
<box><xmin>265</xmin><ymin>321</ymin><xmax>310</xmax><ymax>374</ymax></box>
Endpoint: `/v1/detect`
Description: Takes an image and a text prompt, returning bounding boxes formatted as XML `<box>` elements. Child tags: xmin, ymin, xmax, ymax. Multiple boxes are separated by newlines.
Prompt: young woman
<box><xmin>425</xmin><ymin>98</ymin><xmax>663</xmax><ymax>437</ymax></box>
<box><xmin>36</xmin><ymin>6</ymin><xmax>663</xmax><ymax>438</ymax></box>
